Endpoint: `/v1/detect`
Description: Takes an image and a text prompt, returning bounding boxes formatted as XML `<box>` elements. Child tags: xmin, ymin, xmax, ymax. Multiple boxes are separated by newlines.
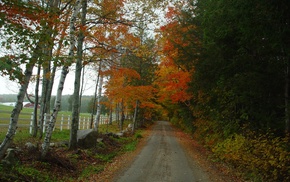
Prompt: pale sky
<box><xmin>0</xmin><ymin>66</ymin><xmax>98</xmax><ymax>96</ymax></box>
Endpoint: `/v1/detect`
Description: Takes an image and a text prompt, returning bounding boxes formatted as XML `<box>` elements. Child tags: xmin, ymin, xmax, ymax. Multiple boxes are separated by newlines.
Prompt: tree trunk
<box><xmin>41</xmin><ymin>29</ymin><xmax>71</xmax><ymax>156</ymax></box>
<box><xmin>38</xmin><ymin>65</ymin><xmax>50</xmax><ymax>139</ymax></box>
<box><xmin>285</xmin><ymin>63</ymin><xmax>290</xmax><ymax>134</ymax></box>
<box><xmin>90</xmin><ymin>65</ymin><xmax>101</xmax><ymax>129</ymax></box>
<box><xmin>109</xmin><ymin>102</ymin><xmax>113</xmax><ymax>125</ymax></box>
<box><xmin>69</xmin><ymin>0</ymin><xmax>87</xmax><ymax>150</ymax></box>
<box><xmin>41</xmin><ymin>65</ymin><xmax>69</xmax><ymax>158</ymax></box>
<box><xmin>79</xmin><ymin>62</ymin><xmax>85</xmax><ymax>110</ymax></box>
<box><xmin>116</xmin><ymin>102</ymin><xmax>119</xmax><ymax>126</ymax></box>
<box><xmin>0</xmin><ymin>63</ymin><xmax>35</xmax><ymax>159</ymax></box>
<box><xmin>45</xmin><ymin>4</ymin><xmax>70</xmax><ymax>114</ymax></box>
<box><xmin>46</xmin><ymin>62</ymin><xmax>57</xmax><ymax>113</ymax></box>
<box><xmin>38</xmin><ymin>0</ymin><xmax>58</xmax><ymax>138</ymax></box>
<box><xmin>120</xmin><ymin>99</ymin><xmax>125</xmax><ymax>131</ymax></box>
<box><xmin>41</xmin><ymin>0</ymin><xmax>82</xmax><ymax>157</ymax></box>
<box><xmin>32</xmin><ymin>64</ymin><xmax>41</xmax><ymax>137</ymax></box>
<box><xmin>132</xmin><ymin>100</ymin><xmax>139</xmax><ymax>134</ymax></box>
<box><xmin>94</xmin><ymin>73</ymin><xmax>103</xmax><ymax>132</ymax></box>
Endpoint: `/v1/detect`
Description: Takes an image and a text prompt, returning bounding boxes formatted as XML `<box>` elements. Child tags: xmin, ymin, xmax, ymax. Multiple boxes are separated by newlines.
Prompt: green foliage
<box><xmin>169</xmin><ymin>103</ymin><xmax>195</xmax><ymax>134</ymax></box>
<box><xmin>116</xmin><ymin>131</ymin><xmax>142</xmax><ymax>152</ymax></box>
<box><xmin>134</xmin><ymin>132</ymin><xmax>143</xmax><ymax>139</ymax></box>
<box><xmin>15</xmin><ymin>165</ymin><xmax>55</xmax><ymax>182</ymax></box>
<box><xmin>0</xmin><ymin>56</ymin><xmax>23</xmax><ymax>82</ymax></box>
<box><xmin>1</xmin><ymin>162</ymin><xmax>56</xmax><ymax>181</ymax></box>
<box><xmin>123</xmin><ymin>140</ymin><xmax>138</xmax><ymax>152</ymax></box>
<box><xmin>192</xmin><ymin>0</ymin><xmax>289</xmax><ymax>133</ymax></box>
<box><xmin>95</xmin><ymin>152</ymin><xmax>117</xmax><ymax>162</ymax></box>
<box><xmin>212</xmin><ymin>134</ymin><xmax>247</xmax><ymax>161</ymax></box>
<box><xmin>80</xmin><ymin>165</ymin><xmax>104</xmax><ymax>179</ymax></box>
<box><xmin>51</xmin><ymin>129</ymin><xmax>70</xmax><ymax>141</ymax></box>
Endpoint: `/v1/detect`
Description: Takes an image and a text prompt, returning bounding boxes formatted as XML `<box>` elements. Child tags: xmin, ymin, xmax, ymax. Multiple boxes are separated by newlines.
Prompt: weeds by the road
<box><xmin>0</xmin><ymin>118</ymin><xmax>149</xmax><ymax>182</ymax></box>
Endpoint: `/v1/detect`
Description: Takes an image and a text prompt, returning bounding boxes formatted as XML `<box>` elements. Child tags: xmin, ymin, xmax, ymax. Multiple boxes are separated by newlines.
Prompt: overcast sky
<box><xmin>0</xmin><ymin>66</ymin><xmax>98</xmax><ymax>96</ymax></box>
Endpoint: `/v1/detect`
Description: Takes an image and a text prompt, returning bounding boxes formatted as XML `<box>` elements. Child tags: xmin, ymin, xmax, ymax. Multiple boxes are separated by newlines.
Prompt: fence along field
<box><xmin>0</xmin><ymin>104</ymin><xmax>114</xmax><ymax>135</ymax></box>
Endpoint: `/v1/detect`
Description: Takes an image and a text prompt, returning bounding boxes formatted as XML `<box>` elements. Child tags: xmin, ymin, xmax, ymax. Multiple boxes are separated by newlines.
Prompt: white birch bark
<box><xmin>94</xmin><ymin>73</ymin><xmax>104</xmax><ymax>132</ymax></box>
<box><xmin>41</xmin><ymin>0</ymin><xmax>82</xmax><ymax>158</ymax></box>
<box><xmin>38</xmin><ymin>65</ymin><xmax>49</xmax><ymax>138</ymax></box>
<box><xmin>0</xmin><ymin>63</ymin><xmax>35</xmax><ymax>159</ymax></box>
<box><xmin>70</xmin><ymin>0</ymin><xmax>87</xmax><ymax>150</ymax></box>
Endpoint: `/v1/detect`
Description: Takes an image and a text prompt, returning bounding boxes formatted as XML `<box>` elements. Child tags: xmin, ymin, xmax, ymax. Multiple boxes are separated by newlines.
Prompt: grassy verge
<box><xmin>0</xmin><ymin>116</ymin><xmax>150</xmax><ymax>182</ymax></box>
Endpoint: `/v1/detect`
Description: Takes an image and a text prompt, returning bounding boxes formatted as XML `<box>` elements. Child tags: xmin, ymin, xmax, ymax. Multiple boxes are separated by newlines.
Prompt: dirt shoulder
<box><xmin>88</xmin><ymin>125</ymin><xmax>154</xmax><ymax>182</ymax></box>
<box><xmin>174</xmin><ymin>127</ymin><xmax>245</xmax><ymax>182</ymax></box>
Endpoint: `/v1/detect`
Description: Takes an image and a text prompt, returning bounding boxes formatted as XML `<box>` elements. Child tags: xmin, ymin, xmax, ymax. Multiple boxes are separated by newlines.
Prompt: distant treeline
<box><xmin>0</xmin><ymin>94</ymin><xmax>108</xmax><ymax>114</ymax></box>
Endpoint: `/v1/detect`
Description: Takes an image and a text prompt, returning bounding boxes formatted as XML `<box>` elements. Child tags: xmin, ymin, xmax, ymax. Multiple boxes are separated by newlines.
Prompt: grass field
<box><xmin>0</xmin><ymin>104</ymin><xmax>125</xmax><ymax>143</ymax></box>
<box><xmin>0</xmin><ymin>104</ymin><xmax>92</xmax><ymax>124</ymax></box>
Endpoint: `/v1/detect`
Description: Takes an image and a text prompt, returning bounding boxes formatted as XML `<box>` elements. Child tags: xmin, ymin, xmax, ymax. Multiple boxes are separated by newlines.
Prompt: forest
<box><xmin>0</xmin><ymin>0</ymin><xmax>290</xmax><ymax>181</ymax></box>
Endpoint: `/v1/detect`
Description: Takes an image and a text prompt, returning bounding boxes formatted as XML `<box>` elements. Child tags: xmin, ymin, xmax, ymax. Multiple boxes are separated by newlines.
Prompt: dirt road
<box><xmin>114</xmin><ymin>121</ymin><xmax>211</xmax><ymax>182</ymax></box>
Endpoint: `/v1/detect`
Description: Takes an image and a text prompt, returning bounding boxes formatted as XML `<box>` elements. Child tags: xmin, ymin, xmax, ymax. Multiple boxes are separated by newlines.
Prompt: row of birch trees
<box><xmin>0</xmin><ymin>0</ymin><xmax>168</xmax><ymax>160</ymax></box>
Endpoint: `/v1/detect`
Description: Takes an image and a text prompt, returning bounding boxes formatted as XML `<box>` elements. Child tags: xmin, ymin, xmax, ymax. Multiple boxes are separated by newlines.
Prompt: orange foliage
<box><xmin>156</xmin><ymin>20</ymin><xmax>193</xmax><ymax>104</ymax></box>
<box><xmin>104</xmin><ymin>66</ymin><xmax>156</xmax><ymax>109</ymax></box>
<box><xmin>155</xmin><ymin>58</ymin><xmax>192</xmax><ymax>103</ymax></box>
<box><xmin>0</xmin><ymin>1</ymin><xmax>59</xmax><ymax>31</ymax></box>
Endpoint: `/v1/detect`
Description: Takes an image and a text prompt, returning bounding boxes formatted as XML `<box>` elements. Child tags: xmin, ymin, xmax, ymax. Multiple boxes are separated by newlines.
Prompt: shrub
<box><xmin>212</xmin><ymin>133</ymin><xmax>248</xmax><ymax>162</ymax></box>
<box><xmin>246</xmin><ymin>133</ymin><xmax>290</xmax><ymax>181</ymax></box>
<box><xmin>212</xmin><ymin>131</ymin><xmax>290</xmax><ymax>181</ymax></box>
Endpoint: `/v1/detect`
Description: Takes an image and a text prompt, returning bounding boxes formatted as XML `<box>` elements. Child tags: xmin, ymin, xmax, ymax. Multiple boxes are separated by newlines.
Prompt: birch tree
<box><xmin>0</xmin><ymin>62</ymin><xmax>36</xmax><ymax>159</ymax></box>
<box><xmin>0</xmin><ymin>0</ymin><xmax>59</xmax><ymax>160</ymax></box>
<box><xmin>94</xmin><ymin>71</ymin><xmax>104</xmax><ymax>132</ymax></box>
<box><xmin>41</xmin><ymin>0</ymin><xmax>82</xmax><ymax>156</ymax></box>
<box><xmin>32</xmin><ymin>64</ymin><xmax>41</xmax><ymax>137</ymax></box>
<box><xmin>70</xmin><ymin>0</ymin><xmax>87</xmax><ymax>150</ymax></box>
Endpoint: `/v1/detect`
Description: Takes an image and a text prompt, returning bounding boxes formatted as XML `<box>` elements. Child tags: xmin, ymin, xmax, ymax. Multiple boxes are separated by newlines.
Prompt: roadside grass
<box><xmin>0</xmin><ymin>104</ymin><xmax>92</xmax><ymax>126</ymax></box>
<box><xmin>122</xmin><ymin>130</ymin><xmax>143</xmax><ymax>152</ymax></box>
<box><xmin>0</xmin><ymin>119</ymin><xmax>132</xmax><ymax>145</ymax></box>
<box><xmin>0</xmin><ymin>104</ymin><xmax>124</xmax><ymax>142</ymax></box>
<box><xmin>95</xmin><ymin>152</ymin><xmax>118</xmax><ymax>163</ymax></box>
<box><xmin>79</xmin><ymin>164</ymin><xmax>104</xmax><ymax>179</ymax></box>
<box><xmin>0</xmin><ymin>105</ymin><xmax>147</xmax><ymax>182</ymax></box>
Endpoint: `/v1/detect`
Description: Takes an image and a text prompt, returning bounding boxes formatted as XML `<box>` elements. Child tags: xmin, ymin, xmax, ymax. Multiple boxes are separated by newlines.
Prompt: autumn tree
<box><xmin>154</xmin><ymin>3</ymin><xmax>198</xmax><ymax>131</ymax></box>
<box><xmin>0</xmin><ymin>0</ymin><xmax>61</xmax><ymax>159</ymax></box>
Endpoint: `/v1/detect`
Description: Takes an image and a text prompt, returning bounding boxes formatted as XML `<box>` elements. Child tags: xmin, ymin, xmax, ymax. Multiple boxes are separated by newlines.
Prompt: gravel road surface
<box><xmin>115</xmin><ymin>121</ymin><xmax>211</xmax><ymax>182</ymax></box>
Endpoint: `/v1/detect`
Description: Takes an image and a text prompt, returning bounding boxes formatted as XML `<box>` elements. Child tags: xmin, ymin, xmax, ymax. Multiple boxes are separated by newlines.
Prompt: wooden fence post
<box><xmin>78</xmin><ymin>116</ymin><xmax>82</xmax><ymax>129</ymax></box>
<box><xmin>82</xmin><ymin>117</ymin><xmax>85</xmax><ymax>129</ymax></box>
<box><xmin>87</xmin><ymin>117</ymin><xmax>90</xmax><ymax>129</ymax></box>
<box><xmin>67</xmin><ymin>115</ymin><xmax>70</xmax><ymax>129</ymax></box>
<box><xmin>29</xmin><ymin>112</ymin><xmax>33</xmax><ymax>134</ymax></box>
<box><xmin>60</xmin><ymin>114</ymin><xmax>64</xmax><ymax>131</ymax></box>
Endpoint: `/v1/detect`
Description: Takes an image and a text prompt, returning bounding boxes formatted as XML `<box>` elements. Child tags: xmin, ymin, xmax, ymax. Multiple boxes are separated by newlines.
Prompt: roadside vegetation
<box><xmin>0</xmin><ymin>113</ymin><xmax>149</xmax><ymax>181</ymax></box>
<box><xmin>161</xmin><ymin>1</ymin><xmax>290</xmax><ymax>181</ymax></box>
